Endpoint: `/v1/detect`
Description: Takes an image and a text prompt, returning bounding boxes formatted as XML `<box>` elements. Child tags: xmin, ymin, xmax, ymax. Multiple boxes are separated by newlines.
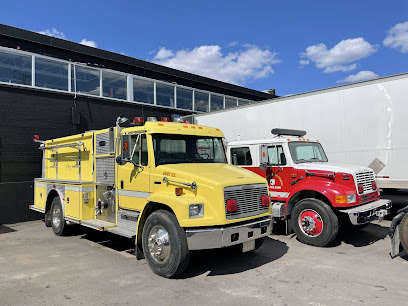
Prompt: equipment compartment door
<box><xmin>65</xmin><ymin>189</ymin><xmax>80</xmax><ymax>219</ymax></box>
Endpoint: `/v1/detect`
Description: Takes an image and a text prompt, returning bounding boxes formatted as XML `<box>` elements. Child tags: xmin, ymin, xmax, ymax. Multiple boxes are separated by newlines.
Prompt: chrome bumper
<box><xmin>339</xmin><ymin>199</ymin><xmax>392</xmax><ymax>225</ymax></box>
<box><xmin>185</xmin><ymin>216</ymin><xmax>272</xmax><ymax>250</ymax></box>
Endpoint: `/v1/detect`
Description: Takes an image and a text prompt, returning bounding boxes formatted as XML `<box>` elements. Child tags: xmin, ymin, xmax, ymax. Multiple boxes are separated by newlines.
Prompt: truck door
<box><xmin>117</xmin><ymin>133</ymin><xmax>150</xmax><ymax>211</ymax></box>
<box><xmin>266</xmin><ymin>145</ymin><xmax>290</xmax><ymax>200</ymax></box>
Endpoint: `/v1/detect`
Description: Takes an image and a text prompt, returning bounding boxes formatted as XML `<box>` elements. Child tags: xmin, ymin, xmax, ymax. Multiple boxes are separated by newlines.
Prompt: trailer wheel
<box><xmin>142</xmin><ymin>210</ymin><xmax>190</xmax><ymax>278</ymax></box>
<box><xmin>50</xmin><ymin>197</ymin><xmax>68</xmax><ymax>236</ymax></box>
<box><xmin>399</xmin><ymin>213</ymin><xmax>408</xmax><ymax>252</ymax></box>
<box><xmin>292</xmin><ymin>199</ymin><xmax>338</xmax><ymax>247</ymax></box>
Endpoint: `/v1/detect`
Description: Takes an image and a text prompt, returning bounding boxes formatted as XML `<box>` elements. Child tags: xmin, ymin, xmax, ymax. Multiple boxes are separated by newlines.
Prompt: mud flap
<box><xmin>390</xmin><ymin>224</ymin><xmax>401</xmax><ymax>259</ymax></box>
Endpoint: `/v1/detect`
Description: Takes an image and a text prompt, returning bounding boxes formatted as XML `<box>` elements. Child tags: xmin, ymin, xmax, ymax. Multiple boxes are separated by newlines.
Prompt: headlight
<box><xmin>347</xmin><ymin>194</ymin><xmax>356</xmax><ymax>203</ymax></box>
<box><xmin>189</xmin><ymin>204</ymin><xmax>204</xmax><ymax>218</ymax></box>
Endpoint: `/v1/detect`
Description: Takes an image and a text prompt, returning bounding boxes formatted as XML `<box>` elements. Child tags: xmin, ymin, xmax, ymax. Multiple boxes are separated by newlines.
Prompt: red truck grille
<box><xmin>356</xmin><ymin>171</ymin><xmax>376</xmax><ymax>194</ymax></box>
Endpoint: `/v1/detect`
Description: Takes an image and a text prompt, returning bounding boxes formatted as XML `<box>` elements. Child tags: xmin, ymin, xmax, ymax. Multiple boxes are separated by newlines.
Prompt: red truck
<box><xmin>227</xmin><ymin>128</ymin><xmax>391</xmax><ymax>246</ymax></box>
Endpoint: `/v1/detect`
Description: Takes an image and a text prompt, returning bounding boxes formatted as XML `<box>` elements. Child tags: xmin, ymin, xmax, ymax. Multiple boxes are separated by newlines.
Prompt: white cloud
<box><xmin>228</xmin><ymin>41</ymin><xmax>238</xmax><ymax>47</ymax></box>
<box><xmin>38</xmin><ymin>28</ymin><xmax>66</xmax><ymax>39</ymax></box>
<box><xmin>152</xmin><ymin>45</ymin><xmax>280</xmax><ymax>85</ymax></box>
<box><xmin>154</xmin><ymin>47</ymin><xmax>175</xmax><ymax>60</ymax></box>
<box><xmin>299</xmin><ymin>59</ymin><xmax>310</xmax><ymax>65</ymax></box>
<box><xmin>337</xmin><ymin>71</ymin><xmax>379</xmax><ymax>83</ymax></box>
<box><xmin>80</xmin><ymin>39</ymin><xmax>97</xmax><ymax>48</ymax></box>
<box><xmin>383</xmin><ymin>21</ymin><xmax>408</xmax><ymax>53</ymax></box>
<box><xmin>300</xmin><ymin>38</ymin><xmax>378</xmax><ymax>73</ymax></box>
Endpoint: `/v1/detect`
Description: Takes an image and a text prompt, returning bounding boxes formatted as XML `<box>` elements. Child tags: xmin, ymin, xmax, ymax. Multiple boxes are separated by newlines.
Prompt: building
<box><xmin>0</xmin><ymin>24</ymin><xmax>275</xmax><ymax>224</ymax></box>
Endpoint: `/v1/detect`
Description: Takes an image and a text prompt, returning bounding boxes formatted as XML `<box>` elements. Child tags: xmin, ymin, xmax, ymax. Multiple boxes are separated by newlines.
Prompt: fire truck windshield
<box><xmin>152</xmin><ymin>134</ymin><xmax>227</xmax><ymax>166</ymax></box>
<box><xmin>288</xmin><ymin>141</ymin><xmax>328</xmax><ymax>164</ymax></box>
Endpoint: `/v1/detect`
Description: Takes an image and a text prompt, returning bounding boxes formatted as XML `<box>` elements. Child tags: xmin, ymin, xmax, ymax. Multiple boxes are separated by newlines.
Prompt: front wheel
<box><xmin>142</xmin><ymin>210</ymin><xmax>190</xmax><ymax>278</ymax></box>
<box><xmin>399</xmin><ymin>213</ymin><xmax>408</xmax><ymax>252</ymax></box>
<box><xmin>292</xmin><ymin>199</ymin><xmax>339</xmax><ymax>247</ymax></box>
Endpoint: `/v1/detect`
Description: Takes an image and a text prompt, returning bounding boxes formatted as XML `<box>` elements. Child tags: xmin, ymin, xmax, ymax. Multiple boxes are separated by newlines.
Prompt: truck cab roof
<box><xmin>228</xmin><ymin>137</ymin><xmax>319</xmax><ymax>146</ymax></box>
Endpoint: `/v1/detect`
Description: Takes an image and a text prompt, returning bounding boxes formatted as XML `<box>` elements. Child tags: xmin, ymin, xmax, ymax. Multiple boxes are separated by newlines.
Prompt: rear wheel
<box><xmin>292</xmin><ymin>198</ymin><xmax>338</xmax><ymax>247</ymax></box>
<box><xmin>142</xmin><ymin>210</ymin><xmax>190</xmax><ymax>278</ymax></box>
<box><xmin>399</xmin><ymin>213</ymin><xmax>408</xmax><ymax>252</ymax></box>
<box><xmin>50</xmin><ymin>197</ymin><xmax>68</xmax><ymax>236</ymax></box>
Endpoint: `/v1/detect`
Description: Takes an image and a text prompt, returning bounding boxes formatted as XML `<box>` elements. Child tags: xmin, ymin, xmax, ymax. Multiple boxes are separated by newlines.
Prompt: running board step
<box><xmin>81</xmin><ymin>219</ymin><xmax>115</xmax><ymax>230</ymax></box>
<box><xmin>107</xmin><ymin>209</ymin><xmax>139</xmax><ymax>239</ymax></box>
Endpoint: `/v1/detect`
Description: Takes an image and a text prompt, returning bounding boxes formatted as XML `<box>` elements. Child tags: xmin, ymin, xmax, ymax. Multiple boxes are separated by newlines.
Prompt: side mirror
<box><xmin>116</xmin><ymin>155</ymin><xmax>127</xmax><ymax>166</ymax></box>
<box><xmin>259</xmin><ymin>144</ymin><xmax>269</xmax><ymax>171</ymax></box>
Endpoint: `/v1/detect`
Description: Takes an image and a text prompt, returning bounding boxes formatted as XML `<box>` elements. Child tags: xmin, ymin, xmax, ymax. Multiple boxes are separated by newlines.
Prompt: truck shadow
<box><xmin>329</xmin><ymin>223</ymin><xmax>389</xmax><ymax>248</ymax></box>
<box><xmin>179</xmin><ymin>237</ymin><xmax>288</xmax><ymax>278</ymax></box>
<box><xmin>0</xmin><ymin>224</ymin><xmax>17</xmax><ymax>234</ymax></box>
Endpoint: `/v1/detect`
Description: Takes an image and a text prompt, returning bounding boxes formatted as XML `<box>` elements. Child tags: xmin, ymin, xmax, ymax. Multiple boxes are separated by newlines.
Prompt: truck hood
<box><xmin>156</xmin><ymin>163</ymin><xmax>266</xmax><ymax>188</ymax></box>
<box><xmin>296</xmin><ymin>162</ymin><xmax>372</xmax><ymax>175</ymax></box>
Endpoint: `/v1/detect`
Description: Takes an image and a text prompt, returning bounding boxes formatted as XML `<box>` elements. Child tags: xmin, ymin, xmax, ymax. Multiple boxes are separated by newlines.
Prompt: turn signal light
<box><xmin>123</xmin><ymin>141</ymin><xmax>128</xmax><ymax>151</ymax></box>
<box><xmin>261</xmin><ymin>195</ymin><xmax>270</xmax><ymax>207</ymax></box>
<box><xmin>175</xmin><ymin>187</ymin><xmax>183</xmax><ymax>196</ymax></box>
<box><xmin>227</xmin><ymin>199</ymin><xmax>238</xmax><ymax>212</ymax></box>
<box><xmin>372</xmin><ymin>181</ymin><xmax>377</xmax><ymax>190</ymax></box>
<box><xmin>358</xmin><ymin>184</ymin><xmax>364</xmax><ymax>194</ymax></box>
<box><xmin>335</xmin><ymin>195</ymin><xmax>347</xmax><ymax>204</ymax></box>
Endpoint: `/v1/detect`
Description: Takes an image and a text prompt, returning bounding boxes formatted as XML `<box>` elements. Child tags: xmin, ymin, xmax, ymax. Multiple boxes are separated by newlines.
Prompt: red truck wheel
<box><xmin>399</xmin><ymin>213</ymin><xmax>408</xmax><ymax>252</ymax></box>
<box><xmin>292</xmin><ymin>198</ymin><xmax>339</xmax><ymax>247</ymax></box>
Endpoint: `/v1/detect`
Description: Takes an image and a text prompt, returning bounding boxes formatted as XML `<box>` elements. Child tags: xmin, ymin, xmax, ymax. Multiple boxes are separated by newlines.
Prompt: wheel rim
<box><xmin>52</xmin><ymin>204</ymin><xmax>61</xmax><ymax>229</ymax></box>
<box><xmin>147</xmin><ymin>225</ymin><xmax>171</xmax><ymax>263</ymax></box>
<box><xmin>298</xmin><ymin>209</ymin><xmax>323</xmax><ymax>237</ymax></box>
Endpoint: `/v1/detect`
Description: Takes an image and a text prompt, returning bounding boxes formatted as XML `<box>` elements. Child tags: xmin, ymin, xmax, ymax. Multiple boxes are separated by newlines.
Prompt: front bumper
<box><xmin>185</xmin><ymin>216</ymin><xmax>272</xmax><ymax>250</ymax></box>
<box><xmin>339</xmin><ymin>199</ymin><xmax>392</xmax><ymax>225</ymax></box>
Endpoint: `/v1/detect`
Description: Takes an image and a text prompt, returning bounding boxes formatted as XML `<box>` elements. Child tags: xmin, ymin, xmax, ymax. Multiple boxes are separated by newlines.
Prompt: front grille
<box><xmin>356</xmin><ymin>171</ymin><xmax>375</xmax><ymax>194</ymax></box>
<box><xmin>224</xmin><ymin>184</ymin><xmax>269</xmax><ymax>219</ymax></box>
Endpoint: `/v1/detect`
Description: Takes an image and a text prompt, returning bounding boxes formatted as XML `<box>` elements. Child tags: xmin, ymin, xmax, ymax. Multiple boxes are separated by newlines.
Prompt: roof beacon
<box><xmin>271</xmin><ymin>128</ymin><xmax>306</xmax><ymax>138</ymax></box>
<box><xmin>160</xmin><ymin>117</ymin><xmax>171</xmax><ymax>122</ymax></box>
<box><xmin>130</xmin><ymin>117</ymin><xmax>144</xmax><ymax>126</ymax></box>
<box><xmin>146</xmin><ymin>117</ymin><xmax>157</xmax><ymax>122</ymax></box>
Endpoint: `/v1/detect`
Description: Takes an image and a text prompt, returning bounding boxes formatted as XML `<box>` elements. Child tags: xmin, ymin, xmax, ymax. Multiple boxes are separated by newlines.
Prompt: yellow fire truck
<box><xmin>30</xmin><ymin>116</ymin><xmax>272</xmax><ymax>278</ymax></box>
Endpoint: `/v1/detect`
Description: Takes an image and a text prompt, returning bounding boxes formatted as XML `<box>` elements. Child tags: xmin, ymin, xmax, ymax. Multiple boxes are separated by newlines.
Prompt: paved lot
<box><xmin>1</xmin><ymin>190</ymin><xmax>407</xmax><ymax>306</ymax></box>
<box><xmin>1</xmin><ymin>213</ymin><xmax>407</xmax><ymax>306</ymax></box>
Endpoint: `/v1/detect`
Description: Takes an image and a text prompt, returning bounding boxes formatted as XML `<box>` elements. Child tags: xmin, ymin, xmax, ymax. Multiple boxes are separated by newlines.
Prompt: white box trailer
<box><xmin>194</xmin><ymin>73</ymin><xmax>408</xmax><ymax>189</ymax></box>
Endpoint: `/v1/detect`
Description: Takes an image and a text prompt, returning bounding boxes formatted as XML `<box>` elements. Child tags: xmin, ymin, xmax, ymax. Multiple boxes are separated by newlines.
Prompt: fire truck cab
<box><xmin>30</xmin><ymin>116</ymin><xmax>272</xmax><ymax>278</ymax></box>
<box><xmin>227</xmin><ymin>128</ymin><xmax>391</xmax><ymax>247</ymax></box>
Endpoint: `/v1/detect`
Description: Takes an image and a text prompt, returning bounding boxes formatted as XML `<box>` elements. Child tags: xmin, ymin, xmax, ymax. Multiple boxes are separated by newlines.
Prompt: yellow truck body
<box><xmin>31</xmin><ymin>118</ymin><xmax>272</xmax><ymax>277</ymax></box>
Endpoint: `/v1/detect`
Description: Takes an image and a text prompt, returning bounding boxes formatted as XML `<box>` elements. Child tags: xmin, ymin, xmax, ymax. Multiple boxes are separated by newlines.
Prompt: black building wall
<box><xmin>0</xmin><ymin>85</ymin><xmax>192</xmax><ymax>224</ymax></box>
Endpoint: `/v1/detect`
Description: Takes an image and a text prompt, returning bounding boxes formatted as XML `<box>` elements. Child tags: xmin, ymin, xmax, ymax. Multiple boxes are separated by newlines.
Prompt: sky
<box><xmin>2</xmin><ymin>0</ymin><xmax>408</xmax><ymax>96</ymax></box>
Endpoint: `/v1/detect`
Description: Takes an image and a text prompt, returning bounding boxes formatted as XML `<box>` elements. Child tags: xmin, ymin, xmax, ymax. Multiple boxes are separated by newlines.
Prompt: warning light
<box><xmin>160</xmin><ymin>117</ymin><xmax>170</xmax><ymax>122</ymax></box>
<box><xmin>33</xmin><ymin>135</ymin><xmax>40</xmax><ymax>141</ymax></box>
<box><xmin>130</xmin><ymin>117</ymin><xmax>144</xmax><ymax>126</ymax></box>
<box><xmin>124</xmin><ymin>142</ymin><xmax>128</xmax><ymax>151</ymax></box>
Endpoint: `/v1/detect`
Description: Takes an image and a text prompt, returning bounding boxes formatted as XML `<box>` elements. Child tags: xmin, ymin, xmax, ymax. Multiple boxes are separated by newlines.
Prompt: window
<box><xmin>35</xmin><ymin>57</ymin><xmax>68</xmax><ymax>91</ymax></box>
<box><xmin>225</xmin><ymin>97</ymin><xmax>237</xmax><ymax>109</ymax></box>
<box><xmin>153</xmin><ymin>134</ymin><xmax>226</xmax><ymax>166</ymax></box>
<box><xmin>156</xmin><ymin>82</ymin><xmax>174</xmax><ymax>107</ymax></box>
<box><xmin>238</xmin><ymin>99</ymin><xmax>251</xmax><ymax>106</ymax></box>
<box><xmin>267</xmin><ymin>145</ymin><xmax>287</xmax><ymax>166</ymax></box>
<box><xmin>194</xmin><ymin>91</ymin><xmax>209</xmax><ymax>112</ymax></box>
<box><xmin>131</xmin><ymin>134</ymin><xmax>148</xmax><ymax>166</ymax></box>
<box><xmin>230</xmin><ymin>147</ymin><xmax>252</xmax><ymax>166</ymax></box>
<box><xmin>0</xmin><ymin>51</ymin><xmax>31</xmax><ymax>85</ymax></box>
<box><xmin>288</xmin><ymin>142</ymin><xmax>328</xmax><ymax>163</ymax></box>
<box><xmin>211</xmin><ymin>94</ymin><xmax>224</xmax><ymax>111</ymax></box>
<box><xmin>176</xmin><ymin>87</ymin><xmax>193</xmax><ymax>110</ymax></box>
<box><xmin>133</xmin><ymin>77</ymin><xmax>154</xmax><ymax>104</ymax></box>
<box><xmin>102</xmin><ymin>71</ymin><xmax>127</xmax><ymax>100</ymax></box>
<box><xmin>72</xmin><ymin>65</ymin><xmax>100</xmax><ymax>96</ymax></box>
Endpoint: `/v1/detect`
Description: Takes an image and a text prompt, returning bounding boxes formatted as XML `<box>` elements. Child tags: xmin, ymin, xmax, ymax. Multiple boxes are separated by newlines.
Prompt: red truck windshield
<box><xmin>288</xmin><ymin>141</ymin><xmax>328</xmax><ymax>164</ymax></box>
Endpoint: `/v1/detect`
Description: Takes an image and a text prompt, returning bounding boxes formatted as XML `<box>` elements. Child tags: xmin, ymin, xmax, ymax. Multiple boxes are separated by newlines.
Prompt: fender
<box><xmin>46</xmin><ymin>185</ymin><xmax>66</xmax><ymax>213</ymax></box>
<box><xmin>288</xmin><ymin>178</ymin><xmax>355</xmax><ymax>210</ymax></box>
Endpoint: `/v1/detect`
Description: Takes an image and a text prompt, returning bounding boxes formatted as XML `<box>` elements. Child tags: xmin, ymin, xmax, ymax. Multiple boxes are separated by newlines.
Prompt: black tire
<box><xmin>142</xmin><ymin>210</ymin><xmax>190</xmax><ymax>278</ymax></box>
<box><xmin>50</xmin><ymin>197</ymin><xmax>68</xmax><ymax>236</ymax></box>
<box><xmin>399</xmin><ymin>213</ymin><xmax>408</xmax><ymax>252</ymax></box>
<box><xmin>291</xmin><ymin>198</ymin><xmax>339</xmax><ymax>247</ymax></box>
<box><xmin>44</xmin><ymin>210</ymin><xmax>52</xmax><ymax>227</ymax></box>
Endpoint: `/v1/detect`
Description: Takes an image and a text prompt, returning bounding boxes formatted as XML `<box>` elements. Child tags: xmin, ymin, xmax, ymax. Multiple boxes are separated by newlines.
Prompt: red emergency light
<box><xmin>33</xmin><ymin>135</ymin><xmax>40</xmax><ymax>141</ymax></box>
<box><xmin>130</xmin><ymin>117</ymin><xmax>144</xmax><ymax>126</ymax></box>
<box><xmin>160</xmin><ymin>117</ymin><xmax>170</xmax><ymax>122</ymax></box>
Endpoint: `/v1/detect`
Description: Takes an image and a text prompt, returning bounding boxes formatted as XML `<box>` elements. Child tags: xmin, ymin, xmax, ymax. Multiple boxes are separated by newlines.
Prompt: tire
<box><xmin>399</xmin><ymin>213</ymin><xmax>408</xmax><ymax>252</ymax></box>
<box><xmin>142</xmin><ymin>210</ymin><xmax>190</xmax><ymax>278</ymax></box>
<box><xmin>50</xmin><ymin>197</ymin><xmax>68</xmax><ymax>236</ymax></box>
<box><xmin>44</xmin><ymin>210</ymin><xmax>52</xmax><ymax>227</ymax></box>
<box><xmin>291</xmin><ymin>198</ymin><xmax>339</xmax><ymax>247</ymax></box>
